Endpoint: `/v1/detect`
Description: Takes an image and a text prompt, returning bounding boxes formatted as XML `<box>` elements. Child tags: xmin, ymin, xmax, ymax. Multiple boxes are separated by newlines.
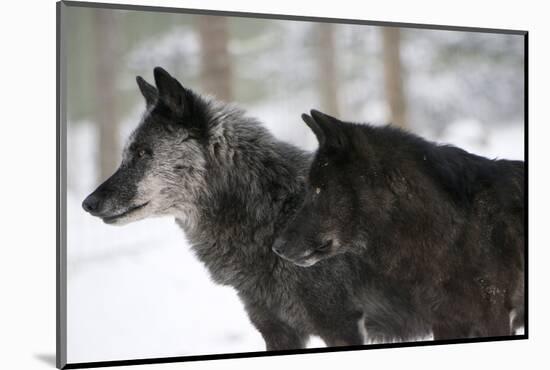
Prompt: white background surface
<box><xmin>0</xmin><ymin>0</ymin><xmax>547</xmax><ymax>369</ymax></box>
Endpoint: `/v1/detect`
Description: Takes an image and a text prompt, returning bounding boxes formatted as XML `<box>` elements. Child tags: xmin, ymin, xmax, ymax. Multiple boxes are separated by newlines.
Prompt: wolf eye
<box><xmin>138</xmin><ymin>149</ymin><xmax>147</xmax><ymax>158</ymax></box>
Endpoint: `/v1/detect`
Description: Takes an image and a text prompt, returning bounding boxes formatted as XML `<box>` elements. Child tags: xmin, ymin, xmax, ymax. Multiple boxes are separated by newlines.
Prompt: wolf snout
<box><xmin>82</xmin><ymin>193</ymin><xmax>103</xmax><ymax>215</ymax></box>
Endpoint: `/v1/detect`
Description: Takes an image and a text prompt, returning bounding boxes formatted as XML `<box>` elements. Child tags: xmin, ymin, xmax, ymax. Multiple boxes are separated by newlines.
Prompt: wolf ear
<box><xmin>302</xmin><ymin>113</ymin><xmax>326</xmax><ymax>147</ymax></box>
<box><xmin>303</xmin><ymin>109</ymin><xmax>346</xmax><ymax>149</ymax></box>
<box><xmin>153</xmin><ymin>66</ymin><xmax>189</xmax><ymax>117</ymax></box>
<box><xmin>136</xmin><ymin>76</ymin><xmax>157</xmax><ymax>108</ymax></box>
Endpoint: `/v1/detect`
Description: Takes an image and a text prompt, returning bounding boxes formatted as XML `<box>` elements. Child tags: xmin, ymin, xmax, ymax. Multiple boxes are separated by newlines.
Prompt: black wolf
<box><xmin>83</xmin><ymin>67</ymin><xmax>432</xmax><ymax>349</ymax></box>
<box><xmin>274</xmin><ymin>110</ymin><xmax>525</xmax><ymax>338</ymax></box>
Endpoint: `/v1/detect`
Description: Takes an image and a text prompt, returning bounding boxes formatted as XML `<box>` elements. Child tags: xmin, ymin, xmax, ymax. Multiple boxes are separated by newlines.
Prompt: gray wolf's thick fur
<box><xmin>83</xmin><ymin>67</ymin><xmax>430</xmax><ymax>349</ymax></box>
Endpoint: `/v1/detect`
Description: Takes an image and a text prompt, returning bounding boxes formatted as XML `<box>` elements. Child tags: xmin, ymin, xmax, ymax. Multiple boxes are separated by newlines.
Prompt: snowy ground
<box><xmin>67</xmin><ymin>195</ymin><xmax>264</xmax><ymax>362</ymax></box>
<box><xmin>66</xmin><ymin>116</ymin><xmax>523</xmax><ymax>364</ymax></box>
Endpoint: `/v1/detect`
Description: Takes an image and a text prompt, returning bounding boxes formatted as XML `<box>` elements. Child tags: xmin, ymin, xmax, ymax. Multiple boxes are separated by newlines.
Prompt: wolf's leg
<box><xmin>433</xmin><ymin>301</ymin><xmax>512</xmax><ymax>340</ymax></box>
<box><xmin>261</xmin><ymin>325</ymin><xmax>308</xmax><ymax>351</ymax></box>
<box><xmin>432</xmin><ymin>301</ymin><xmax>494</xmax><ymax>340</ymax></box>
<box><xmin>244</xmin><ymin>303</ymin><xmax>308</xmax><ymax>351</ymax></box>
<box><xmin>258</xmin><ymin>323</ymin><xmax>307</xmax><ymax>351</ymax></box>
<box><xmin>319</xmin><ymin>328</ymin><xmax>365</xmax><ymax>347</ymax></box>
<box><xmin>432</xmin><ymin>321</ymin><xmax>472</xmax><ymax>340</ymax></box>
<box><xmin>508</xmin><ymin>276</ymin><xmax>525</xmax><ymax>334</ymax></box>
<box><xmin>472</xmin><ymin>286</ymin><xmax>516</xmax><ymax>337</ymax></box>
<box><xmin>482</xmin><ymin>306</ymin><xmax>514</xmax><ymax>337</ymax></box>
<box><xmin>316</xmin><ymin>311</ymin><xmax>366</xmax><ymax>347</ymax></box>
<box><xmin>510</xmin><ymin>306</ymin><xmax>524</xmax><ymax>334</ymax></box>
<box><xmin>433</xmin><ymin>317</ymin><xmax>513</xmax><ymax>340</ymax></box>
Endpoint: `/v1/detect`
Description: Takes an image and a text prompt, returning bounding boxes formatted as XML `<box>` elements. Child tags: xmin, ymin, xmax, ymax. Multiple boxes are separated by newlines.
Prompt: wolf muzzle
<box><xmin>82</xmin><ymin>192</ymin><xmax>104</xmax><ymax>216</ymax></box>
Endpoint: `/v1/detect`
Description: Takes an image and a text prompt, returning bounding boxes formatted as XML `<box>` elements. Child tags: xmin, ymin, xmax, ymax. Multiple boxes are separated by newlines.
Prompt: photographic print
<box><xmin>57</xmin><ymin>1</ymin><xmax>527</xmax><ymax>368</ymax></box>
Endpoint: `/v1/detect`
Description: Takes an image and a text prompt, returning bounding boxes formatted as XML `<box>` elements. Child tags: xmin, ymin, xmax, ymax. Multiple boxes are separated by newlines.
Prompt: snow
<box><xmin>67</xmin><ymin>200</ymin><xmax>265</xmax><ymax>362</ymax></box>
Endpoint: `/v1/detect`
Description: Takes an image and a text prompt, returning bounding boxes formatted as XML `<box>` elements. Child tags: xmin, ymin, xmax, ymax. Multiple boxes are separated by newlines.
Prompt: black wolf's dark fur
<box><xmin>277</xmin><ymin>110</ymin><xmax>525</xmax><ymax>339</ymax></box>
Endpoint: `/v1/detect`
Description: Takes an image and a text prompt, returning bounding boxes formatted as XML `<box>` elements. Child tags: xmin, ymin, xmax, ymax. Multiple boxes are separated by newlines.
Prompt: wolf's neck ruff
<box><xmin>172</xmin><ymin>100</ymin><xmax>310</xmax><ymax>288</ymax></box>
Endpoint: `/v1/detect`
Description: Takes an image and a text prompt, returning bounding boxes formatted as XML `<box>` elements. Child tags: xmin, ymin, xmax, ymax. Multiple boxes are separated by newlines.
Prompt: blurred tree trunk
<box><xmin>197</xmin><ymin>16</ymin><xmax>232</xmax><ymax>101</ymax></box>
<box><xmin>94</xmin><ymin>10</ymin><xmax>120</xmax><ymax>181</ymax></box>
<box><xmin>316</xmin><ymin>23</ymin><xmax>340</xmax><ymax>117</ymax></box>
<box><xmin>382</xmin><ymin>27</ymin><xmax>407</xmax><ymax>128</ymax></box>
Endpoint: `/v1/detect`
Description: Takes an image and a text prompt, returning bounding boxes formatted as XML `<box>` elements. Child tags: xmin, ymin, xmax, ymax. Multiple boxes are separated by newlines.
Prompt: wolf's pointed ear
<box><xmin>136</xmin><ymin>76</ymin><xmax>157</xmax><ymax>108</ymax></box>
<box><xmin>305</xmin><ymin>109</ymin><xmax>346</xmax><ymax>148</ymax></box>
<box><xmin>302</xmin><ymin>113</ymin><xmax>326</xmax><ymax>147</ymax></box>
<box><xmin>153</xmin><ymin>67</ymin><xmax>188</xmax><ymax>116</ymax></box>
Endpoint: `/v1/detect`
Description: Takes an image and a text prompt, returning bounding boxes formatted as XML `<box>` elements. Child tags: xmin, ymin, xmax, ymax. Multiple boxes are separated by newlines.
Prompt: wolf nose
<box><xmin>272</xmin><ymin>237</ymin><xmax>287</xmax><ymax>256</ymax></box>
<box><xmin>82</xmin><ymin>194</ymin><xmax>101</xmax><ymax>214</ymax></box>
